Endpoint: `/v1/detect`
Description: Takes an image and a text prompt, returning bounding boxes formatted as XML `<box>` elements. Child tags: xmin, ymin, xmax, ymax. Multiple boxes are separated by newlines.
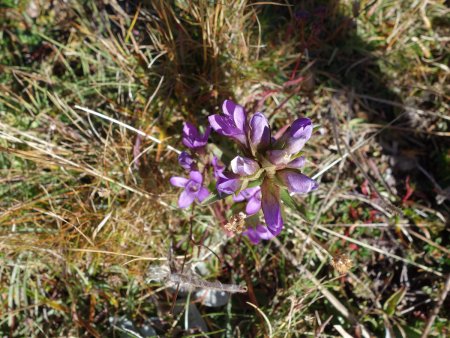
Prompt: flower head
<box><xmin>170</xmin><ymin>171</ymin><xmax>210</xmax><ymax>208</ymax></box>
<box><xmin>182</xmin><ymin>122</ymin><xmax>210</xmax><ymax>149</ymax></box>
<box><xmin>208</xmin><ymin>100</ymin><xmax>247</xmax><ymax>144</ymax></box>
<box><xmin>202</xmin><ymin>100</ymin><xmax>319</xmax><ymax>241</ymax></box>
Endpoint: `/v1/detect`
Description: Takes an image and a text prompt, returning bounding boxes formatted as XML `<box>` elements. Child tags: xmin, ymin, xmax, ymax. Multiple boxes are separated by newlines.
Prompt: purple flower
<box><xmin>182</xmin><ymin>122</ymin><xmax>210</xmax><ymax>149</ymax></box>
<box><xmin>208</xmin><ymin>100</ymin><xmax>247</xmax><ymax>144</ymax></box>
<box><xmin>230</xmin><ymin>156</ymin><xmax>260</xmax><ymax>176</ymax></box>
<box><xmin>260</xmin><ymin>178</ymin><xmax>283</xmax><ymax>236</ymax></box>
<box><xmin>211</xmin><ymin>156</ymin><xmax>225</xmax><ymax>179</ymax></box>
<box><xmin>285</xmin><ymin>118</ymin><xmax>313</xmax><ymax>154</ymax></box>
<box><xmin>276</xmin><ymin>169</ymin><xmax>318</xmax><ymax>194</ymax></box>
<box><xmin>170</xmin><ymin>171</ymin><xmax>210</xmax><ymax>208</ymax></box>
<box><xmin>178</xmin><ymin>151</ymin><xmax>195</xmax><ymax>171</ymax></box>
<box><xmin>233</xmin><ymin>187</ymin><xmax>261</xmax><ymax>215</ymax></box>
<box><xmin>216</xmin><ymin>171</ymin><xmax>241</xmax><ymax>195</ymax></box>
<box><xmin>206</xmin><ymin>100</ymin><xmax>318</xmax><ymax>240</ymax></box>
<box><xmin>243</xmin><ymin>225</ymin><xmax>274</xmax><ymax>244</ymax></box>
<box><xmin>267</xmin><ymin>118</ymin><xmax>313</xmax><ymax>166</ymax></box>
<box><xmin>249</xmin><ymin>112</ymin><xmax>270</xmax><ymax>152</ymax></box>
<box><xmin>286</xmin><ymin>156</ymin><xmax>306</xmax><ymax>169</ymax></box>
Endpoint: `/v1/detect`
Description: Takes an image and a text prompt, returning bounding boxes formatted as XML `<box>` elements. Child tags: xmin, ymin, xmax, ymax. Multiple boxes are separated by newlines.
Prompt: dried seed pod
<box><xmin>331</xmin><ymin>254</ymin><xmax>353</xmax><ymax>274</ymax></box>
<box><xmin>224</xmin><ymin>212</ymin><xmax>246</xmax><ymax>234</ymax></box>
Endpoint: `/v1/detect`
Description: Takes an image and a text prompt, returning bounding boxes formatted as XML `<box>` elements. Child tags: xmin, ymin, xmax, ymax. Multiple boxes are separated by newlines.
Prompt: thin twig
<box><xmin>311</xmin><ymin>111</ymin><xmax>406</xmax><ymax>180</ymax></box>
<box><xmin>317</xmin><ymin>226</ymin><xmax>443</xmax><ymax>277</ymax></box>
<box><xmin>74</xmin><ymin>105</ymin><xmax>181</xmax><ymax>154</ymax></box>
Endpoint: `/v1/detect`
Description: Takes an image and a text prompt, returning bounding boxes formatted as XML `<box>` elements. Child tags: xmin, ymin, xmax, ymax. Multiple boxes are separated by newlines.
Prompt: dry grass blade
<box><xmin>317</xmin><ymin>226</ymin><xmax>443</xmax><ymax>277</ymax></box>
<box><xmin>74</xmin><ymin>105</ymin><xmax>181</xmax><ymax>154</ymax></box>
<box><xmin>246</xmin><ymin>302</ymin><xmax>273</xmax><ymax>338</ymax></box>
<box><xmin>421</xmin><ymin>274</ymin><xmax>450</xmax><ymax>338</ymax></box>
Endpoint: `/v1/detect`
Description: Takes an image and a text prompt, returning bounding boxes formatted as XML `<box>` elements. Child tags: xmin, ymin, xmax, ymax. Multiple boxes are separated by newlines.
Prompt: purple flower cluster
<box><xmin>170</xmin><ymin>100</ymin><xmax>318</xmax><ymax>244</ymax></box>
<box><xmin>170</xmin><ymin>123</ymin><xmax>210</xmax><ymax>208</ymax></box>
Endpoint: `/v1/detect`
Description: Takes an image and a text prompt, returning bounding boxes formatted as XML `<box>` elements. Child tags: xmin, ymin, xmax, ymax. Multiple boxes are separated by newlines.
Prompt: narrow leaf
<box><xmin>383</xmin><ymin>286</ymin><xmax>407</xmax><ymax>316</ymax></box>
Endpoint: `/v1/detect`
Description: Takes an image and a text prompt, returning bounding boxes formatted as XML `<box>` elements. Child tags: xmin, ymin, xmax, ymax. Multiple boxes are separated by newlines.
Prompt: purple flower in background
<box><xmin>208</xmin><ymin>100</ymin><xmax>247</xmax><ymax>144</ymax></box>
<box><xmin>243</xmin><ymin>225</ymin><xmax>274</xmax><ymax>244</ymax></box>
<box><xmin>170</xmin><ymin>171</ymin><xmax>210</xmax><ymax>208</ymax></box>
<box><xmin>178</xmin><ymin>151</ymin><xmax>195</xmax><ymax>171</ymax></box>
<box><xmin>233</xmin><ymin>187</ymin><xmax>261</xmax><ymax>215</ymax></box>
<box><xmin>182</xmin><ymin>122</ymin><xmax>210</xmax><ymax>149</ymax></box>
<box><xmin>212</xmin><ymin>156</ymin><xmax>225</xmax><ymax>179</ymax></box>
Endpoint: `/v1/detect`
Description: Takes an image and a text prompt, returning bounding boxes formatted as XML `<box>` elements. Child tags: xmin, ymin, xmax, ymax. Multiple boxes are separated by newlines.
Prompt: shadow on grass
<box><xmin>257</xmin><ymin>0</ymin><xmax>449</xmax><ymax>331</ymax></box>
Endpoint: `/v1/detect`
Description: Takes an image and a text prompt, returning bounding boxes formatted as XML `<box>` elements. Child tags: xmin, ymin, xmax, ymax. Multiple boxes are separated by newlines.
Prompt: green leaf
<box><xmin>394</xmin><ymin>324</ymin><xmax>421</xmax><ymax>338</ymax></box>
<box><xmin>383</xmin><ymin>286</ymin><xmax>407</xmax><ymax>316</ymax></box>
<box><xmin>280</xmin><ymin>188</ymin><xmax>299</xmax><ymax>211</ymax></box>
<box><xmin>200</xmin><ymin>191</ymin><xmax>228</xmax><ymax>205</ymax></box>
<box><xmin>280</xmin><ymin>189</ymin><xmax>311</xmax><ymax>222</ymax></box>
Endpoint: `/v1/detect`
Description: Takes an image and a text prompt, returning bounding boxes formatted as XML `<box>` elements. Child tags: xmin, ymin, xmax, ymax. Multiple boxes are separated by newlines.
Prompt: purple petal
<box><xmin>255</xmin><ymin>225</ymin><xmax>274</xmax><ymax>240</ymax></box>
<box><xmin>183</xmin><ymin>122</ymin><xmax>199</xmax><ymax>137</ymax></box>
<box><xmin>178</xmin><ymin>189</ymin><xmax>196</xmax><ymax>208</ymax></box>
<box><xmin>277</xmin><ymin>169</ymin><xmax>318</xmax><ymax>194</ymax></box>
<box><xmin>216</xmin><ymin>172</ymin><xmax>240</xmax><ymax>195</ymax></box>
<box><xmin>197</xmin><ymin>187</ymin><xmax>210</xmax><ymax>202</ymax></box>
<box><xmin>233</xmin><ymin>186</ymin><xmax>260</xmax><ymax>202</ymax></box>
<box><xmin>244</xmin><ymin>225</ymin><xmax>274</xmax><ymax>244</ymax></box>
<box><xmin>182</xmin><ymin>122</ymin><xmax>198</xmax><ymax>148</ymax></box>
<box><xmin>192</xmin><ymin>126</ymin><xmax>210</xmax><ymax>148</ymax></box>
<box><xmin>233</xmin><ymin>190</ymin><xmax>247</xmax><ymax>202</ymax></box>
<box><xmin>261</xmin><ymin>178</ymin><xmax>283</xmax><ymax>235</ymax></box>
<box><xmin>222</xmin><ymin>100</ymin><xmax>235</xmax><ymax>117</ymax></box>
<box><xmin>208</xmin><ymin>114</ymin><xmax>239</xmax><ymax>136</ymax></box>
<box><xmin>178</xmin><ymin>151</ymin><xmax>195</xmax><ymax>171</ymax></box>
<box><xmin>267</xmin><ymin>150</ymin><xmax>289</xmax><ymax>165</ymax></box>
<box><xmin>230</xmin><ymin>156</ymin><xmax>260</xmax><ymax>176</ymax></box>
<box><xmin>246</xmin><ymin>195</ymin><xmax>261</xmax><ymax>215</ymax></box>
<box><xmin>200</xmin><ymin>126</ymin><xmax>211</xmax><ymax>142</ymax></box>
<box><xmin>286</xmin><ymin>156</ymin><xmax>305</xmax><ymax>169</ymax></box>
<box><xmin>183</xmin><ymin>122</ymin><xmax>209</xmax><ymax>149</ymax></box>
<box><xmin>189</xmin><ymin>171</ymin><xmax>203</xmax><ymax>184</ymax></box>
<box><xmin>170</xmin><ymin>176</ymin><xmax>188</xmax><ymax>188</ymax></box>
<box><xmin>290</xmin><ymin>118</ymin><xmax>312</xmax><ymax>138</ymax></box>
<box><xmin>249</xmin><ymin>112</ymin><xmax>270</xmax><ymax>150</ymax></box>
<box><xmin>212</xmin><ymin>156</ymin><xmax>225</xmax><ymax>179</ymax></box>
<box><xmin>232</xmin><ymin>104</ymin><xmax>246</xmax><ymax>132</ymax></box>
<box><xmin>222</xmin><ymin>100</ymin><xmax>245</xmax><ymax>132</ymax></box>
<box><xmin>285</xmin><ymin>118</ymin><xmax>313</xmax><ymax>154</ymax></box>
